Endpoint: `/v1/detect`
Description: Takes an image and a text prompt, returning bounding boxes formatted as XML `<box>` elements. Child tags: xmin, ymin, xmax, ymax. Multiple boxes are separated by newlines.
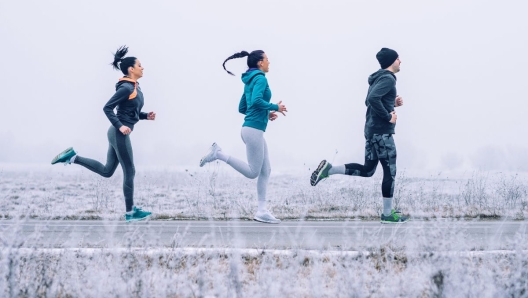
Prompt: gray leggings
<box><xmin>226</xmin><ymin>127</ymin><xmax>271</xmax><ymax>202</ymax></box>
<box><xmin>74</xmin><ymin>126</ymin><xmax>135</xmax><ymax>211</ymax></box>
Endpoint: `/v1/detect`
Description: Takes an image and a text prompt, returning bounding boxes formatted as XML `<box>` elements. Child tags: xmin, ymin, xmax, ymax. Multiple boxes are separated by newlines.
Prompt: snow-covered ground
<box><xmin>1</xmin><ymin>163</ymin><xmax>527</xmax><ymax>221</ymax></box>
<box><xmin>2</xmin><ymin>164</ymin><xmax>528</xmax><ymax>297</ymax></box>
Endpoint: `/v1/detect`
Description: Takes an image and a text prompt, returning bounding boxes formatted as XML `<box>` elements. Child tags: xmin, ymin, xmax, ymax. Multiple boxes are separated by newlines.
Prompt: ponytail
<box><xmin>111</xmin><ymin>45</ymin><xmax>128</xmax><ymax>71</ymax></box>
<box><xmin>222</xmin><ymin>50</ymin><xmax>265</xmax><ymax>76</ymax></box>
<box><xmin>110</xmin><ymin>45</ymin><xmax>137</xmax><ymax>75</ymax></box>
<box><xmin>222</xmin><ymin>51</ymin><xmax>249</xmax><ymax>76</ymax></box>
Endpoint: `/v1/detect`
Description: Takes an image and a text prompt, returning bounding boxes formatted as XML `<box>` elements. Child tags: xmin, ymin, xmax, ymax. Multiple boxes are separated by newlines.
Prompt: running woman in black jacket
<box><xmin>310</xmin><ymin>48</ymin><xmax>409</xmax><ymax>224</ymax></box>
<box><xmin>51</xmin><ymin>46</ymin><xmax>155</xmax><ymax>222</ymax></box>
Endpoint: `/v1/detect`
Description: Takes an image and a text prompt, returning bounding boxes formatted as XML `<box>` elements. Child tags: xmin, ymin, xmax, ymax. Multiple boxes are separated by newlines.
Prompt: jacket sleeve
<box><xmin>366</xmin><ymin>77</ymin><xmax>394</xmax><ymax>121</ymax></box>
<box><xmin>249</xmin><ymin>77</ymin><xmax>279</xmax><ymax>111</ymax></box>
<box><xmin>238</xmin><ymin>94</ymin><xmax>247</xmax><ymax>115</ymax></box>
<box><xmin>139</xmin><ymin>112</ymin><xmax>148</xmax><ymax>120</ymax></box>
<box><xmin>103</xmin><ymin>84</ymin><xmax>133</xmax><ymax>129</ymax></box>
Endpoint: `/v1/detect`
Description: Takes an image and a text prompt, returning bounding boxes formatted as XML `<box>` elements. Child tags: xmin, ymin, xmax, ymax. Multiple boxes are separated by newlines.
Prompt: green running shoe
<box><xmin>125</xmin><ymin>206</ymin><xmax>152</xmax><ymax>222</ymax></box>
<box><xmin>51</xmin><ymin>147</ymin><xmax>77</xmax><ymax>165</ymax></box>
<box><xmin>381</xmin><ymin>210</ymin><xmax>410</xmax><ymax>224</ymax></box>
<box><xmin>310</xmin><ymin>160</ymin><xmax>332</xmax><ymax>186</ymax></box>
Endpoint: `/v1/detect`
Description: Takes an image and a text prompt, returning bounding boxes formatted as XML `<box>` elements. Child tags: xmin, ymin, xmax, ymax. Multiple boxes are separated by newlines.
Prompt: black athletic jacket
<box><xmin>364</xmin><ymin>69</ymin><xmax>397</xmax><ymax>138</ymax></box>
<box><xmin>103</xmin><ymin>78</ymin><xmax>147</xmax><ymax>131</ymax></box>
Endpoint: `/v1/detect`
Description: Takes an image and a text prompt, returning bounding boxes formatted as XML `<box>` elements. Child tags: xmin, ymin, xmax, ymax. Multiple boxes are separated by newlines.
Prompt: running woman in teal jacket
<box><xmin>200</xmin><ymin>50</ymin><xmax>288</xmax><ymax>224</ymax></box>
<box><xmin>51</xmin><ymin>46</ymin><xmax>155</xmax><ymax>222</ymax></box>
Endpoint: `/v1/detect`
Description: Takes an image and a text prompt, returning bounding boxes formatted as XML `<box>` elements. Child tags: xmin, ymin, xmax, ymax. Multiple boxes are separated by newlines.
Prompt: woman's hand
<box><xmin>147</xmin><ymin>112</ymin><xmax>156</xmax><ymax>120</ymax></box>
<box><xmin>119</xmin><ymin>125</ymin><xmax>132</xmax><ymax>135</ymax></box>
<box><xmin>276</xmin><ymin>101</ymin><xmax>288</xmax><ymax>116</ymax></box>
<box><xmin>269</xmin><ymin>111</ymin><xmax>279</xmax><ymax>121</ymax></box>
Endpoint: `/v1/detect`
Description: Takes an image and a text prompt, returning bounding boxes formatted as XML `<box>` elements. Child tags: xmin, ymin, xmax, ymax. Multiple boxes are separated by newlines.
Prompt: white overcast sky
<box><xmin>0</xmin><ymin>0</ymin><xmax>526</xmax><ymax>171</ymax></box>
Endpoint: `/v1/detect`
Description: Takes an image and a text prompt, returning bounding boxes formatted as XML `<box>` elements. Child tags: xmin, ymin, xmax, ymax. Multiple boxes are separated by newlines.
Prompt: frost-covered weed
<box><xmin>1</xmin><ymin>218</ymin><xmax>528</xmax><ymax>297</ymax></box>
<box><xmin>1</xmin><ymin>165</ymin><xmax>528</xmax><ymax>220</ymax></box>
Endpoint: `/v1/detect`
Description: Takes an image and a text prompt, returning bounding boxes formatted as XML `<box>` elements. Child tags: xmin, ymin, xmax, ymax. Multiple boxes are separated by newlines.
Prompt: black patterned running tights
<box><xmin>345</xmin><ymin>134</ymin><xmax>397</xmax><ymax>198</ymax></box>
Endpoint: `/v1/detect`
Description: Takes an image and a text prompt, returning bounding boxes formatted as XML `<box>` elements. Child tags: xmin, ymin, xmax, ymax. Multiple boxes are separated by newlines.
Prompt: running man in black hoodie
<box><xmin>51</xmin><ymin>46</ymin><xmax>155</xmax><ymax>222</ymax></box>
<box><xmin>310</xmin><ymin>48</ymin><xmax>409</xmax><ymax>223</ymax></box>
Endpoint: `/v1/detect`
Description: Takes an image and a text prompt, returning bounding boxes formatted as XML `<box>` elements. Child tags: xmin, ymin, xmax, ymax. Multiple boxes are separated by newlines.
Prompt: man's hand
<box><xmin>389</xmin><ymin>111</ymin><xmax>397</xmax><ymax>124</ymax></box>
<box><xmin>147</xmin><ymin>112</ymin><xmax>156</xmax><ymax>120</ymax></box>
<box><xmin>395</xmin><ymin>95</ymin><xmax>403</xmax><ymax>107</ymax></box>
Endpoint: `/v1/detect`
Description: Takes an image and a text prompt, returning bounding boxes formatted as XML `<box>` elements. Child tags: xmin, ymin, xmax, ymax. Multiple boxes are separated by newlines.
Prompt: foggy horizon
<box><xmin>1</xmin><ymin>0</ymin><xmax>526</xmax><ymax>172</ymax></box>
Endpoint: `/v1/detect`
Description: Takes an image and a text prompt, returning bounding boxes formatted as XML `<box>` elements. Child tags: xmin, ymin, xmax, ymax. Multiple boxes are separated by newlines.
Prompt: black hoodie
<box><xmin>103</xmin><ymin>78</ymin><xmax>147</xmax><ymax>131</ymax></box>
<box><xmin>364</xmin><ymin>69</ymin><xmax>397</xmax><ymax>137</ymax></box>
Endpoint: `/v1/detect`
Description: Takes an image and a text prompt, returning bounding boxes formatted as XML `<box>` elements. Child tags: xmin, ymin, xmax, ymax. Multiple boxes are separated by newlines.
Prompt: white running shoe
<box><xmin>254</xmin><ymin>210</ymin><xmax>281</xmax><ymax>224</ymax></box>
<box><xmin>199</xmin><ymin>143</ymin><xmax>221</xmax><ymax>167</ymax></box>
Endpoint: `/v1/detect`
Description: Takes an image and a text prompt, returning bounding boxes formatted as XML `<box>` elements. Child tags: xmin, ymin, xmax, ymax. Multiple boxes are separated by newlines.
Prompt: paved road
<box><xmin>1</xmin><ymin>220</ymin><xmax>527</xmax><ymax>250</ymax></box>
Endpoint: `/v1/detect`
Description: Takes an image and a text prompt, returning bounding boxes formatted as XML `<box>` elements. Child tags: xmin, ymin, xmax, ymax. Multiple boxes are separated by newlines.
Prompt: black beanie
<box><xmin>376</xmin><ymin>48</ymin><xmax>399</xmax><ymax>69</ymax></box>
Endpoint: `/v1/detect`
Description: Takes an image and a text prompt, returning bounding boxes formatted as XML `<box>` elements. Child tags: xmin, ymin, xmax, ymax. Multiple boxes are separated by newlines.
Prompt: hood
<box><xmin>241</xmin><ymin>69</ymin><xmax>265</xmax><ymax>85</ymax></box>
<box><xmin>116</xmin><ymin>77</ymin><xmax>138</xmax><ymax>100</ymax></box>
<box><xmin>368</xmin><ymin>69</ymin><xmax>396</xmax><ymax>86</ymax></box>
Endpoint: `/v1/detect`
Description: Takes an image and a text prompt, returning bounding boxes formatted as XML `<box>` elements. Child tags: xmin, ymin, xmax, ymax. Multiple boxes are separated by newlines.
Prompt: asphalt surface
<box><xmin>1</xmin><ymin>220</ymin><xmax>527</xmax><ymax>250</ymax></box>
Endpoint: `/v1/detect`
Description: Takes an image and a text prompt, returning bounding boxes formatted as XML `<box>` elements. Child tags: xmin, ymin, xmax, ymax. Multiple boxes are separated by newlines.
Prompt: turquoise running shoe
<box><xmin>381</xmin><ymin>210</ymin><xmax>410</xmax><ymax>224</ymax></box>
<box><xmin>310</xmin><ymin>160</ymin><xmax>332</xmax><ymax>186</ymax></box>
<box><xmin>51</xmin><ymin>147</ymin><xmax>77</xmax><ymax>165</ymax></box>
<box><xmin>125</xmin><ymin>206</ymin><xmax>152</xmax><ymax>222</ymax></box>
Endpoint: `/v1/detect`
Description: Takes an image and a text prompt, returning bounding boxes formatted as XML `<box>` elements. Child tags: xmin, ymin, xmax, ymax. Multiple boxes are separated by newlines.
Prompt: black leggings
<box><xmin>345</xmin><ymin>134</ymin><xmax>397</xmax><ymax>198</ymax></box>
<box><xmin>74</xmin><ymin>126</ymin><xmax>135</xmax><ymax>211</ymax></box>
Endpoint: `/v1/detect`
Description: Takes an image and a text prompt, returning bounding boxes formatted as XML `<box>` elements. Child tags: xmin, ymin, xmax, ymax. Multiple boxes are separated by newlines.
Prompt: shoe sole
<box><xmin>253</xmin><ymin>217</ymin><xmax>281</xmax><ymax>224</ymax></box>
<box><xmin>126</xmin><ymin>214</ymin><xmax>152</xmax><ymax>222</ymax></box>
<box><xmin>380</xmin><ymin>218</ymin><xmax>411</xmax><ymax>224</ymax></box>
<box><xmin>310</xmin><ymin>160</ymin><xmax>329</xmax><ymax>186</ymax></box>
<box><xmin>51</xmin><ymin>147</ymin><xmax>73</xmax><ymax>165</ymax></box>
<box><xmin>199</xmin><ymin>143</ymin><xmax>217</xmax><ymax>167</ymax></box>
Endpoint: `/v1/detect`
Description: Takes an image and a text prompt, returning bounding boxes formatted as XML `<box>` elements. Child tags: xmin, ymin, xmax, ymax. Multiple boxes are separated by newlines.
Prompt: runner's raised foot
<box><xmin>51</xmin><ymin>147</ymin><xmax>77</xmax><ymax>165</ymax></box>
<box><xmin>310</xmin><ymin>160</ymin><xmax>332</xmax><ymax>186</ymax></box>
<box><xmin>199</xmin><ymin>143</ymin><xmax>221</xmax><ymax>167</ymax></box>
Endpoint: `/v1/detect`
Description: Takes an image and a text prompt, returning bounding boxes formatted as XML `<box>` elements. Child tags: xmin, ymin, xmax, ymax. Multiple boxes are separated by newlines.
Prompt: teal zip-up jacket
<box><xmin>238</xmin><ymin>70</ymin><xmax>279</xmax><ymax>132</ymax></box>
